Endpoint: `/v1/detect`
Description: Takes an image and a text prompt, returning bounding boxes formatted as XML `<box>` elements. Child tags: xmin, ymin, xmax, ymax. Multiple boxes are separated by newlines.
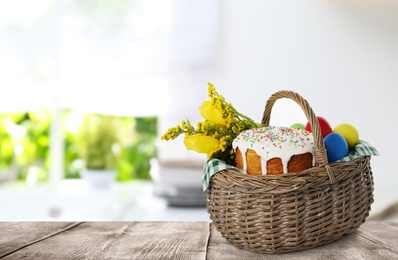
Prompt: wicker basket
<box><xmin>206</xmin><ymin>90</ymin><xmax>374</xmax><ymax>254</ymax></box>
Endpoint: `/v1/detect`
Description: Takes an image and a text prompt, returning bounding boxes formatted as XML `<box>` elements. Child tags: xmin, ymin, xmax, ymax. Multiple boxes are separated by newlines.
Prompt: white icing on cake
<box><xmin>232</xmin><ymin>126</ymin><xmax>315</xmax><ymax>175</ymax></box>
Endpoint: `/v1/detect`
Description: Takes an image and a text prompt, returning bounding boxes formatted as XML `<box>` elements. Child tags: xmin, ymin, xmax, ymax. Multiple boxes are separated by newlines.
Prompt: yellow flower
<box><xmin>199</xmin><ymin>101</ymin><xmax>228</xmax><ymax>126</ymax></box>
<box><xmin>161</xmin><ymin>82</ymin><xmax>259</xmax><ymax>165</ymax></box>
<box><xmin>184</xmin><ymin>134</ymin><xmax>220</xmax><ymax>157</ymax></box>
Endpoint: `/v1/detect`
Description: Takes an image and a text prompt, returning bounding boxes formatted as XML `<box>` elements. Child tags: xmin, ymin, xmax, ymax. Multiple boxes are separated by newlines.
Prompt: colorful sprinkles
<box><xmin>232</xmin><ymin>126</ymin><xmax>315</xmax><ymax>174</ymax></box>
<box><xmin>233</xmin><ymin>126</ymin><xmax>314</xmax><ymax>156</ymax></box>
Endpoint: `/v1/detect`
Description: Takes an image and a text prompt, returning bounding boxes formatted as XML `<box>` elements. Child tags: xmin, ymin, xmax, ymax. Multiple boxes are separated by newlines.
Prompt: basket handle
<box><xmin>261</xmin><ymin>90</ymin><xmax>335</xmax><ymax>183</ymax></box>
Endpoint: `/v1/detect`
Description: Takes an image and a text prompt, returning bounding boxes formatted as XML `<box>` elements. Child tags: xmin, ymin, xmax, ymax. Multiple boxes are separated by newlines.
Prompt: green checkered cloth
<box><xmin>202</xmin><ymin>139</ymin><xmax>379</xmax><ymax>191</ymax></box>
<box><xmin>202</xmin><ymin>159</ymin><xmax>245</xmax><ymax>191</ymax></box>
<box><xmin>336</xmin><ymin>140</ymin><xmax>379</xmax><ymax>162</ymax></box>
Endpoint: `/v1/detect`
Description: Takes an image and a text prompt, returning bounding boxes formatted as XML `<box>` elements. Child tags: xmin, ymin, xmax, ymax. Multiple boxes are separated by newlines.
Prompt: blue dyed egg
<box><xmin>324</xmin><ymin>132</ymin><xmax>349</xmax><ymax>163</ymax></box>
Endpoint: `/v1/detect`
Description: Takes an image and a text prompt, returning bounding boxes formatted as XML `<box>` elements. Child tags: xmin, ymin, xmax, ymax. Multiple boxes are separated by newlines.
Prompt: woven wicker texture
<box><xmin>207</xmin><ymin>90</ymin><xmax>374</xmax><ymax>253</ymax></box>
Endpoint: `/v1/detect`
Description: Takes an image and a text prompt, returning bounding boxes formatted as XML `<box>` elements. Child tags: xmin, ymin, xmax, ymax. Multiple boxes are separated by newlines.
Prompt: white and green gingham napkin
<box><xmin>202</xmin><ymin>140</ymin><xmax>379</xmax><ymax>191</ymax></box>
<box><xmin>202</xmin><ymin>159</ymin><xmax>245</xmax><ymax>191</ymax></box>
<box><xmin>336</xmin><ymin>140</ymin><xmax>379</xmax><ymax>162</ymax></box>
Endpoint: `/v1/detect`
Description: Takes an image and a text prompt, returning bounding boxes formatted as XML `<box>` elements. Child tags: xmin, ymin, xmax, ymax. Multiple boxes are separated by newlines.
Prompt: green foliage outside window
<box><xmin>63</xmin><ymin>111</ymin><xmax>157</xmax><ymax>181</ymax></box>
<box><xmin>0</xmin><ymin>111</ymin><xmax>51</xmax><ymax>182</ymax></box>
<box><xmin>76</xmin><ymin>114</ymin><xmax>120</xmax><ymax>170</ymax></box>
<box><xmin>0</xmin><ymin>110</ymin><xmax>157</xmax><ymax>182</ymax></box>
<box><xmin>117</xmin><ymin>117</ymin><xmax>157</xmax><ymax>181</ymax></box>
<box><xmin>0</xmin><ymin>116</ymin><xmax>15</xmax><ymax>170</ymax></box>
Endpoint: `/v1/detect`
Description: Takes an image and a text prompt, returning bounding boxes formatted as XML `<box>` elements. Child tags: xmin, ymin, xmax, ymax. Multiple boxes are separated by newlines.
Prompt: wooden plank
<box><xmin>207</xmin><ymin>222</ymin><xmax>398</xmax><ymax>260</ymax></box>
<box><xmin>0</xmin><ymin>222</ymin><xmax>210</xmax><ymax>260</ymax></box>
<box><xmin>1</xmin><ymin>221</ymin><xmax>397</xmax><ymax>259</ymax></box>
<box><xmin>0</xmin><ymin>222</ymin><xmax>82</xmax><ymax>258</ymax></box>
<box><xmin>355</xmin><ymin>221</ymin><xmax>398</xmax><ymax>253</ymax></box>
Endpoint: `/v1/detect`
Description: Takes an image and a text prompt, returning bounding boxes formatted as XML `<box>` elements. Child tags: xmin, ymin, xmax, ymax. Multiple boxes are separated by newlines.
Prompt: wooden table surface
<box><xmin>0</xmin><ymin>221</ymin><xmax>397</xmax><ymax>259</ymax></box>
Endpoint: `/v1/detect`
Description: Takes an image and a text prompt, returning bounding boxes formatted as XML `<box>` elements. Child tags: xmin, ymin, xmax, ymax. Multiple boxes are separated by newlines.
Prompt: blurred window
<box><xmin>0</xmin><ymin>0</ymin><xmax>171</xmax><ymax>183</ymax></box>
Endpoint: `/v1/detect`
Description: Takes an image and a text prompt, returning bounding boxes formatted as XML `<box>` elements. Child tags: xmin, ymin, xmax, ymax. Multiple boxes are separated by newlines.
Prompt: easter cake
<box><xmin>233</xmin><ymin>126</ymin><xmax>315</xmax><ymax>175</ymax></box>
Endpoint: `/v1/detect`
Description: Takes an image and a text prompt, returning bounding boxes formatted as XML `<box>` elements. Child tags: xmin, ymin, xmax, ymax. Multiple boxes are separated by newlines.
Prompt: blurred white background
<box><xmin>1</xmin><ymin>0</ymin><xmax>397</xmax><ymax>221</ymax></box>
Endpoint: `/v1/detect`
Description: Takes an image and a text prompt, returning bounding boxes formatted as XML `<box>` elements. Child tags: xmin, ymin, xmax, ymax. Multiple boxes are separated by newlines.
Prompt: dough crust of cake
<box><xmin>233</xmin><ymin>126</ymin><xmax>315</xmax><ymax>175</ymax></box>
<box><xmin>235</xmin><ymin>149</ymin><xmax>313</xmax><ymax>175</ymax></box>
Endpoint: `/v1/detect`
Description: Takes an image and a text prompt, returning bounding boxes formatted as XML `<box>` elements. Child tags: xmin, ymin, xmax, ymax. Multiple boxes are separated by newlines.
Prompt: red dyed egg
<box><xmin>305</xmin><ymin>116</ymin><xmax>332</xmax><ymax>138</ymax></box>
